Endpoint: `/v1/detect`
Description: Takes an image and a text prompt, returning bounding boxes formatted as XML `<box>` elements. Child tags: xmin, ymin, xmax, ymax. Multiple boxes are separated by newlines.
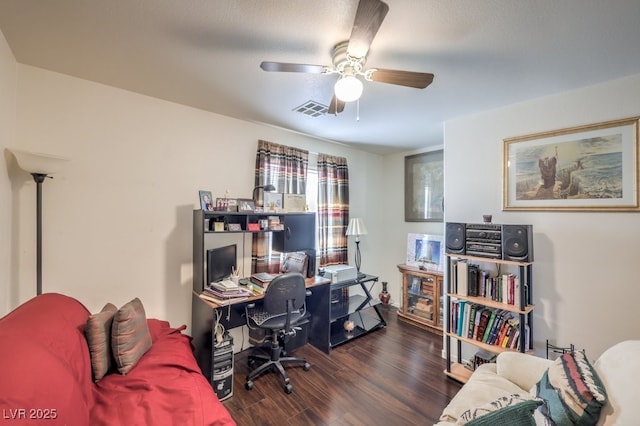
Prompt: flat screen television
<box><xmin>206</xmin><ymin>244</ymin><xmax>237</xmax><ymax>287</ymax></box>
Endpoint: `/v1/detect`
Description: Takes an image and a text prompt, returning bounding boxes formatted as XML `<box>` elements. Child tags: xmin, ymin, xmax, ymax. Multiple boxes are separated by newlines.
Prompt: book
<box><xmin>473</xmin><ymin>350</ymin><xmax>497</xmax><ymax>369</ymax></box>
<box><xmin>487</xmin><ymin>310</ymin><xmax>506</xmax><ymax>345</ymax></box>
<box><xmin>467</xmin><ymin>264</ymin><xmax>479</xmax><ymax>297</ymax></box>
<box><xmin>467</xmin><ymin>304</ymin><xmax>477</xmax><ymax>339</ymax></box>
<box><xmin>475</xmin><ymin>309</ymin><xmax>491</xmax><ymax>341</ymax></box>
<box><xmin>456</xmin><ymin>300</ymin><xmax>467</xmax><ymax>336</ymax></box>
<box><xmin>481</xmin><ymin>310</ymin><xmax>497</xmax><ymax>343</ymax></box>
<box><xmin>203</xmin><ymin>286</ymin><xmax>251</xmax><ymax>299</ymax></box>
<box><xmin>250</xmin><ymin>272</ymin><xmax>278</xmax><ymax>287</ymax></box>
<box><xmin>461</xmin><ymin>302</ymin><xmax>471</xmax><ymax>338</ymax></box>
<box><xmin>471</xmin><ymin>308</ymin><xmax>483</xmax><ymax>340</ymax></box>
<box><xmin>210</xmin><ymin>280</ymin><xmax>241</xmax><ymax>292</ymax></box>
<box><xmin>243</xmin><ymin>281</ymin><xmax>265</xmax><ymax>295</ymax></box>
<box><xmin>198</xmin><ymin>291</ymin><xmax>248</xmax><ymax>306</ymax></box>
<box><xmin>456</xmin><ymin>261</ymin><xmax>468</xmax><ymax>296</ymax></box>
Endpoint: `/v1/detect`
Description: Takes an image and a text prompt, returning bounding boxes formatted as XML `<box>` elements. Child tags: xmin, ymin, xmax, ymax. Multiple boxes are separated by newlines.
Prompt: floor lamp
<box><xmin>345</xmin><ymin>218</ymin><xmax>368</xmax><ymax>277</ymax></box>
<box><xmin>9</xmin><ymin>149</ymin><xmax>67</xmax><ymax>295</ymax></box>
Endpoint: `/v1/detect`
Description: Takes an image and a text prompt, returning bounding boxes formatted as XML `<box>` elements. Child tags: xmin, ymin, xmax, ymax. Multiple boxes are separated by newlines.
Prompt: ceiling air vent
<box><xmin>293</xmin><ymin>100</ymin><xmax>328</xmax><ymax>117</ymax></box>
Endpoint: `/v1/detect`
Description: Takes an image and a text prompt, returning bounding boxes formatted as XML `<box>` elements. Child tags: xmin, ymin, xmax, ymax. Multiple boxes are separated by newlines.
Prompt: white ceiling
<box><xmin>1</xmin><ymin>0</ymin><xmax>639</xmax><ymax>155</ymax></box>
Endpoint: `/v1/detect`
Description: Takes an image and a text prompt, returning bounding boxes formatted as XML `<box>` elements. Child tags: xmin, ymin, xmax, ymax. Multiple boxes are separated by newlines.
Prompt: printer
<box><xmin>323</xmin><ymin>264</ymin><xmax>357</xmax><ymax>283</ymax></box>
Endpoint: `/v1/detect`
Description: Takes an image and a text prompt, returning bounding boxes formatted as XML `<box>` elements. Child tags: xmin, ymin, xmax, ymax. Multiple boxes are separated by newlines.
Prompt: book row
<box><xmin>449</xmin><ymin>259</ymin><xmax>530</xmax><ymax>307</ymax></box>
<box><xmin>450</xmin><ymin>300</ymin><xmax>530</xmax><ymax>351</ymax></box>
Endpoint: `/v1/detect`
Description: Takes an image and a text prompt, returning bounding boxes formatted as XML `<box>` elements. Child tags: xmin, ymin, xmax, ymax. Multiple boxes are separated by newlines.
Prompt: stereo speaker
<box><xmin>501</xmin><ymin>224</ymin><xmax>534</xmax><ymax>262</ymax></box>
<box><xmin>445</xmin><ymin>222</ymin><xmax>466</xmax><ymax>254</ymax></box>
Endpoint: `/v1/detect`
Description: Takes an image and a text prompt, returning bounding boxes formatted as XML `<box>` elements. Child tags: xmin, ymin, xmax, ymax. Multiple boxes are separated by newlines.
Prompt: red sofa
<box><xmin>0</xmin><ymin>293</ymin><xmax>235</xmax><ymax>425</ymax></box>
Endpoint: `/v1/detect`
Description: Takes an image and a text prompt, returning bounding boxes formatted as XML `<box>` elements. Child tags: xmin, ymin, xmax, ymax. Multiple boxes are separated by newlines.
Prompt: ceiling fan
<box><xmin>260</xmin><ymin>0</ymin><xmax>434</xmax><ymax>115</ymax></box>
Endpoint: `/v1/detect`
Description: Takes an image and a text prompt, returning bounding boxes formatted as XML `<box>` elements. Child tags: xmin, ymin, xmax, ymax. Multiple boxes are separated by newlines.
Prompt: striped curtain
<box><xmin>253</xmin><ymin>140</ymin><xmax>309</xmax><ymax>273</ymax></box>
<box><xmin>317</xmin><ymin>153</ymin><xmax>349</xmax><ymax>266</ymax></box>
<box><xmin>255</xmin><ymin>140</ymin><xmax>308</xmax><ymax>195</ymax></box>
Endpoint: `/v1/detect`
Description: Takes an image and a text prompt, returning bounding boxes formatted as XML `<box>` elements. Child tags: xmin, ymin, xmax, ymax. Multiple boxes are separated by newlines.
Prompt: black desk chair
<box><xmin>245</xmin><ymin>272</ymin><xmax>311</xmax><ymax>394</ymax></box>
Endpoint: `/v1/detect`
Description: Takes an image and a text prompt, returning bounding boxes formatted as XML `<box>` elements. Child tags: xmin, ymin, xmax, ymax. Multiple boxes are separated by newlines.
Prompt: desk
<box><xmin>191</xmin><ymin>276</ymin><xmax>330</xmax><ymax>383</ymax></box>
<box><xmin>190</xmin><ymin>273</ymin><xmax>386</xmax><ymax>383</ymax></box>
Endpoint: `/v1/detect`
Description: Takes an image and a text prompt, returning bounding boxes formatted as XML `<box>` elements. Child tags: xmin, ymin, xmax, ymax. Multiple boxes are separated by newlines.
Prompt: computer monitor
<box><xmin>206</xmin><ymin>244</ymin><xmax>237</xmax><ymax>287</ymax></box>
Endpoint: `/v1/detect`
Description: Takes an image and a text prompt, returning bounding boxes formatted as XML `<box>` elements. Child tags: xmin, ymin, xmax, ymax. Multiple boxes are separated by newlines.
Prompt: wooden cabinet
<box><xmin>443</xmin><ymin>254</ymin><xmax>534</xmax><ymax>383</ymax></box>
<box><xmin>397</xmin><ymin>265</ymin><xmax>443</xmax><ymax>335</ymax></box>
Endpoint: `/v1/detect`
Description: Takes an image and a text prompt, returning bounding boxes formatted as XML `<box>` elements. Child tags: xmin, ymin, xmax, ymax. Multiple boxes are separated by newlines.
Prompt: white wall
<box><xmin>0</xmin><ymin>29</ymin><xmax>16</xmax><ymax>315</ymax></box>
<box><xmin>444</xmin><ymin>73</ymin><xmax>640</xmax><ymax>359</ymax></box>
<box><xmin>379</xmin><ymin>147</ymin><xmax>445</xmax><ymax>308</ymax></box>
<box><xmin>7</xmin><ymin>64</ymin><xmax>385</xmax><ymax>331</ymax></box>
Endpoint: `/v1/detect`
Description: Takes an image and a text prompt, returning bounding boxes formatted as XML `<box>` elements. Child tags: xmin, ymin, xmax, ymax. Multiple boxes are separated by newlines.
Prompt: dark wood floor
<box><xmin>222</xmin><ymin>307</ymin><xmax>462</xmax><ymax>425</ymax></box>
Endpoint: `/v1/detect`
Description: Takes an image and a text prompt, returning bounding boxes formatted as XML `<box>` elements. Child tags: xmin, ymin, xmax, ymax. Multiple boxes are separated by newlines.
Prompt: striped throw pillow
<box><xmin>111</xmin><ymin>298</ymin><xmax>152</xmax><ymax>375</ymax></box>
<box><xmin>85</xmin><ymin>302</ymin><xmax>118</xmax><ymax>381</ymax></box>
<box><xmin>531</xmin><ymin>350</ymin><xmax>607</xmax><ymax>426</ymax></box>
<box><xmin>457</xmin><ymin>394</ymin><xmax>542</xmax><ymax>425</ymax></box>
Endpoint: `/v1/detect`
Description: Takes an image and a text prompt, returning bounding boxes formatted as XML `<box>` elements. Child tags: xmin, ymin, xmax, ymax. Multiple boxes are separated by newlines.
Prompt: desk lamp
<box><xmin>9</xmin><ymin>148</ymin><xmax>68</xmax><ymax>295</ymax></box>
<box><xmin>252</xmin><ymin>184</ymin><xmax>276</xmax><ymax>208</ymax></box>
<box><xmin>345</xmin><ymin>218</ymin><xmax>368</xmax><ymax>277</ymax></box>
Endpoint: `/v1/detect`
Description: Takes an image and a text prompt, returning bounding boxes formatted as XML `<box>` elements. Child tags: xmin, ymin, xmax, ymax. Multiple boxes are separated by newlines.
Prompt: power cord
<box><xmin>213</xmin><ymin>309</ymin><xmax>226</xmax><ymax>346</ymax></box>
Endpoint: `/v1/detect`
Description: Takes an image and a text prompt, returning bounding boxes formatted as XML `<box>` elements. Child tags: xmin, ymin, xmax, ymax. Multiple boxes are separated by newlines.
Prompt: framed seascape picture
<box><xmin>406</xmin><ymin>233</ymin><xmax>444</xmax><ymax>272</ymax></box>
<box><xmin>503</xmin><ymin>116</ymin><xmax>639</xmax><ymax>211</ymax></box>
<box><xmin>199</xmin><ymin>190</ymin><xmax>214</xmax><ymax>211</ymax></box>
<box><xmin>405</xmin><ymin>150</ymin><xmax>444</xmax><ymax>222</ymax></box>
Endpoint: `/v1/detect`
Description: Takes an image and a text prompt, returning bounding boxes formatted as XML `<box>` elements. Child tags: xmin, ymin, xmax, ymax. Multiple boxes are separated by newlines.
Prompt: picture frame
<box><xmin>406</xmin><ymin>233</ymin><xmax>444</xmax><ymax>272</ymax></box>
<box><xmin>227</xmin><ymin>223</ymin><xmax>242</xmax><ymax>232</ymax></box>
<box><xmin>283</xmin><ymin>194</ymin><xmax>306</xmax><ymax>212</ymax></box>
<box><xmin>263</xmin><ymin>192</ymin><xmax>283</xmax><ymax>211</ymax></box>
<box><xmin>199</xmin><ymin>190</ymin><xmax>214</xmax><ymax>211</ymax></box>
<box><xmin>404</xmin><ymin>150</ymin><xmax>444</xmax><ymax>222</ymax></box>
<box><xmin>503</xmin><ymin>116</ymin><xmax>639</xmax><ymax>211</ymax></box>
<box><xmin>215</xmin><ymin>198</ymin><xmax>238</xmax><ymax>212</ymax></box>
<box><xmin>237</xmin><ymin>198</ymin><xmax>255</xmax><ymax>212</ymax></box>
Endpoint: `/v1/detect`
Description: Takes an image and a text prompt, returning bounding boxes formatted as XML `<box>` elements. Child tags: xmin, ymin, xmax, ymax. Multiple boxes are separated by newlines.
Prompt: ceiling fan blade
<box><xmin>347</xmin><ymin>0</ymin><xmax>389</xmax><ymax>59</ymax></box>
<box><xmin>260</xmin><ymin>61</ymin><xmax>327</xmax><ymax>74</ymax></box>
<box><xmin>369</xmin><ymin>69</ymin><xmax>434</xmax><ymax>89</ymax></box>
<box><xmin>328</xmin><ymin>95</ymin><xmax>345</xmax><ymax>115</ymax></box>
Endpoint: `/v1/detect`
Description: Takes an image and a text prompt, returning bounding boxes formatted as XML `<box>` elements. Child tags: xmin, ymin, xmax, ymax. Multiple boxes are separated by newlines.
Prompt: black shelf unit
<box><xmin>192</xmin><ymin>209</ymin><xmax>316</xmax><ymax>293</ymax></box>
<box><xmin>309</xmin><ymin>274</ymin><xmax>386</xmax><ymax>351</ymax></box>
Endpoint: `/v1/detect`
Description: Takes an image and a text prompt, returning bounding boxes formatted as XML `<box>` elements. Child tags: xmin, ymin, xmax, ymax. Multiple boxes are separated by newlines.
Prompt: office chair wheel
<box><xmin>284</xmin><ymin>383</ymin><xmax>293</xmax><ymax>394</ymax></box>
<box><xmin>303</xmin><ymin>362</ymin><xmax>311</xmax><ymax>371</ymax></box>
<box><xmin>245</xmin><ymin>380</ymin><xmax>254</xmax><ymax>390</ymax></box>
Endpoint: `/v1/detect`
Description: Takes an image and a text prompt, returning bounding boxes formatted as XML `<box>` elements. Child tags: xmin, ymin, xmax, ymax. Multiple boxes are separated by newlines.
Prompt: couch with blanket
<box><xmin>0</xmin><ymin>293</ymin><xmax>235</xmax><ymax>425</ymax></box>
<box><xmin>437</xmin><ymin>340</ymin><xmax>640</xmax><ymax>425</ymax></box>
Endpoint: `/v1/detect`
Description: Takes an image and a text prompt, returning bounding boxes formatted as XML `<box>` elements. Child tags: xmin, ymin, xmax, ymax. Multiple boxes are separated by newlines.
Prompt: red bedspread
<box><xmin>0</xmin><ymin>294</ymin><xmax>235</xmax><ymax>426</ymax></box>
<box><xmin>92</xmin><ymin>319</ymin><xmax>235</xmax><ymax>426</ymax></box>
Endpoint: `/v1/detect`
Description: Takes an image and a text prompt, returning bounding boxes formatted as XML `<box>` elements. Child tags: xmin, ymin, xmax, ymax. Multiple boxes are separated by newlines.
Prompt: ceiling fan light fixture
<box><xmin>334</xmin><ymin>75</ymin><xmax>363</xmax><ymax>102</ymax></box>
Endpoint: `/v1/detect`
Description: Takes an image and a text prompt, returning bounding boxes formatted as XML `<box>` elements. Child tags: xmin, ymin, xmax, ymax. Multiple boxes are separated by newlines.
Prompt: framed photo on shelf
<box><xmin>227</xmin><ymin>223</ymin><xmax>242</xmax><ymax>232</ymax></box>
<box><xmin>406</xmin><ymin>233</ymin><xmax>444</xmax><ymax>272</ymax></box>
<box><xmin>404</xmin><ymin>150</ymin><xmax>444</xmax><ymax>222</ymax></box>
<box><xmin>263</xmin><ymin>192</ymin><xmax>283</xmax><ymax>211</ymax></box>
<box><xmin>199</xmin><ymin>190</ymin><xmax>214</xmax><ymax>211</ymax></box>
<box><xmin>237</xmin><ymin>198</ymin><xmax>255</xmax><ymax>212</ymax></box>
<box><xmin>215</xmin><ymin>198</ymin><xmax>238</xmax><ymax>212</ymax></box>
<box><xmin>503</xmin><ymin>116</ymin><xmax>639</xmax><ymax>211</ymax></box>
<box><xmin>283</xmin><ymin>194</ymin><xmax>306</xmax><ymax>212</ymax></box>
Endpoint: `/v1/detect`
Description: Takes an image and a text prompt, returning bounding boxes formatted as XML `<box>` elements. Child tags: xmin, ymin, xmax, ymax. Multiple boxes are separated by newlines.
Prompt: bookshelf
<box><xmin>444</xmin><ymin>253</ymin><xmax>534</xmax><ymax>383</ymax></box>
